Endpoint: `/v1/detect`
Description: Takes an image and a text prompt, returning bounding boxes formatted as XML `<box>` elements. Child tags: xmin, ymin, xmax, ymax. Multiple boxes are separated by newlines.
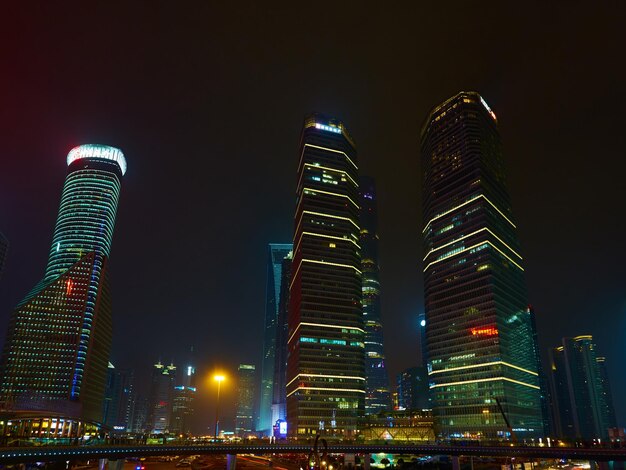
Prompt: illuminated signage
<box><xmin>480</xmin><ymin>96</ymin><xmax>497</xmax><ymax>121</ymax></box>
<box><xmin>315</xmin><ymin>123</ymin><xmax>342</xmax><ymax>134</ymax></box>
<box><xmin>67</xmin><ymin>144</ymin><xmax>127</xmax><ymax>175</ymax></box>
<box><xmin>279</xmin><ymin>421</ymin><xmax>287</xmax><ymax>435</ymax></box>
<box><xmin>471</xmin><ymin>327</ymin><xmax>498</xmax><ymax>336</ymax></box>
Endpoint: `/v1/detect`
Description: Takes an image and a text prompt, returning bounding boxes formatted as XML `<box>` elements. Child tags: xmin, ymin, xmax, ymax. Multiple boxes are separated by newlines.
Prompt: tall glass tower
<box><xmin>287</xmin><ymin>114</ymin><xmax>364</xmax><ymax>438</ymax></box>
<box><xmin>359</xmin><ymin>176</ymin><xmax>390</xmax><ymax>414</ymax></box>
<box><xmin>420</xmin><ymin>92</ymin><xmax>542</xmax><ymax>439</ymax></box>
<box><xmin>0</xmin><ymin>144</ymin><xmax>126</xmax><ymax>425</ymax></box>
<box><xmin>259</xmin><ymin>243</ymin><xmax>293</xmax><ymax>434</ymax></box>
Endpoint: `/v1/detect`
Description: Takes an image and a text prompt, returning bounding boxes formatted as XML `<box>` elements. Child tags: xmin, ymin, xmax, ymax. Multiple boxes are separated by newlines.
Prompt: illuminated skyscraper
<box><xmin>271</xmin><ymin>251</ymin><xmax>292</xmax><ymax>430</ymax></box>
<box><xmin>549</xmin><ymin>336</ymin><xmax>616</xmax><ymax>440</ymax></box>
<box><xmin>171</xmin><ymin>353</ymin><xmax>196</xmax><ymax>435</ymax></box>
<box><xmin>396</xmin><ymin>366</ymin><xmax>429</xmax><ymax>411</ymax></box>
<box><xmin>236</xmin><ymin>364</ymin><xmax>256</xmax><ymax>436</ymax></box>
<box><xmin>287</xmin><ymin>114</ymin><xmax>364</xmax><ymax>438</ymax></box>
<box><xmin>421</xmin><ymin>92</ymin><xmax>542</xmax><ymax>439</ymax></box>
<box><xmin>259</xmin><ymin>243</ymin><xmax>293</xmax><ymax>434</ymax></box>
<box><xmin>103</xmin><ymin>363</ymin><xmax>135</xmax><ymax>432</ymax></box>
<box><xmin>0</xmin><ymin>144</ymin><xmax>126</xmax><ymax>425</ymax></box>
<box><xmin>359</xmin><ymin>176</ymin><xmax>390</xmax><ymax>414</ymax></box>
<box><xmin>149</xmin><ymin>361</ymin><xmax>176</xmax><ymax>433</ymax></box>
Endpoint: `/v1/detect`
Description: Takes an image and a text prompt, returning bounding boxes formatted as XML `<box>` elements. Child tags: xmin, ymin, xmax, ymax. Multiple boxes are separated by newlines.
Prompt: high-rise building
<box><xmin>396</xmin><ymin>367</ymin><xmax>429</xmax><ymax>411</ymax></box>
<box><xmin>359</xmin><ymin>176</ymin><xmax>390</xmax><ymax>415</ymax></box>
<box><xmin>420</xmin><ymin>92</ymin><xmax>543</xmax><ymax>439</ymax></box>
<box><xmin>149</xmin><ymin>361</ymin><xmax>176</xmax><ymax>433</ymax></box>
<box><xmin>549</xmin><ymin>336</ymin><xmax>616</xmax><ymax>440</ymax></box>
<box><xmin>171</xmin><ymin>356</ymin><xmax>196</xmax><ymax>436</ymax></box>
<box><xmin>417</xmin><ymin>313</ymin><xmax>427</xmax><ymax>367</ymax></box>
<box><xmin>103</xmin><ymin>363</ymin><xmax>135</xmax><ymax>432</ymax></box>
<box><xmin>0</xmin><ymin>232</ymin><xmax>7</xmax><ymax>281</ymax></box>
<box><xmin>271</xmin><ymin>252</ymin><xmax>293</xmax><ymax>431</ymax></box>
<box><xmin>236</xmin><ymin>364</ymin><xmax>256</xmax><ymax>437</ymax></box>
<box><xmin>287</xmin><ymin>114</ymin><xmax>365</xmax><ymax>438</ymax></box>
<box><xmin>259</xmin><ymin>243</ymin><xmax>293</xmax><ymax>434</ymax></box>
<box><xmin>131</xmin><ymin>395</ymin><xmax>149</xmax><ymax>433</ymax></box>
<box><xmin>0</xmin><ymin>144</ymin><xmax>126</xmax><ymax>426</ymax></box>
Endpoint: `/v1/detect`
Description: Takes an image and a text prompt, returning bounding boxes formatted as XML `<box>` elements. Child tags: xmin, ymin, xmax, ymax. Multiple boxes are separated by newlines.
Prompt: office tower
<box><xmin>396</xmin><ymin>367</ymin><xmax>429</xmax><ymax>411</ymax></box>
<box><xmin>0</xmin><ymin>144</ymin><xmax>126</xmax><ymax>426</ymax></box>
<box><xmin>259</xmin><ymin>243</ymin><xmax>293</xmax><ymax>434</ymax></box>
<box><xmin>171</xmin><ymin>358</ymin><xmax>196</xmax><ymax>436</ymax></box>
<box><xmin>103</xmin><ymin>363</ymin><xmax>135</xmax><ymax>432</ymax></box>
<box><xmin>271</xmin><ymin>252</ymin><xmax>293</xmax><ymax>431</ymax></box>
<box><xmin>421</xmin><ymin>92</ymin><xmax>542</xmax><ymax>439</ymax></box>
<box><xmin>236</xmin><ymin>364</ymin><xmax>256</xmax><ymax>436</ymax></box>
<box><xmin>417</xmin><ymin>313</ymin><xmax>427</xmax><ymax>367</ymax></box>
<box><xmin>359</xmin><ymin>176</ymin><xmax>390</xmax><ymax>414</ymax></box>
<box><xmin>549</xmin><ymin>336</ymin><xmax>616</xmax><ymax>440</ymax></box>
<box><xmin>149</xmin><ymin>361</ymin><xmax>176</xmax><ymax>433</ymax></box>
<box><xmin>131</xmin><ymin>395</ymin><xmax>149</xmax><ymax>433</ymax></box>
<box><xmin>287</xmin><ymin>114</ymin><xmax>364</xmax><ymax>438</ymax></box>
<box><xmin>0</xmin><ymin>232</ymin><xmax>7</xmax><ymax>281</ymax></box>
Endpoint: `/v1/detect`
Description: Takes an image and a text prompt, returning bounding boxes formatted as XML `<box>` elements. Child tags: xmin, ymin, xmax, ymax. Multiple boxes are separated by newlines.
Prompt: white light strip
<box><xmin>304</xmin><ymin>143</ymin><xmax>358</xmax><ymax>170</ymax></box>
<box><xmin>302</xmin><ymin>258</ymin><xmax>362</xmax><ymax>274</ymax></box>
<box><xmin>428</xmin><ymin>361</ymin><xmax>538</xmax><ymax>377</ymax></box>
<box><xmin>429</xmin><ymin>376</ymin><xmax>540</xmax><ymax>390</ymax></box>
<box><xmin>422</xmin><ymin>194</ymin><xmax>516</xmax><ymax>234</ymax></box>
<box><xmin>301</xmin><ymin>163</ymin><xmax>358</xmax><ymax>187</ymax></box>
<box><xmin>298</xmin><ymin>210</ymin><xmax>360</xmax><ymax>230</ymax></box>
<box><xmin>302</xmin><ymin>231</ymin><xmax>361</xmax><ymax>248</ymax></box>
<box><xmin>303</xmin><ymin>187</ymin><xmax>359</xmax><ymax>209</ymax></box>
<box><xmin>286</xmin><ymin>374</ymin><xmax>366</xmax><ymax>388</ymax></box>
<box><xmin>423</xmin><ymin>227</ymin><xmax>522</xmax><ymax>261</ymax></box>
<box><xmin>423</xmin><ymin>240</ymin><xmax>524</xmax><ymax>272</ymax></box>
<box><xmin>286</xmin><ymin>386</ymin><xmax>366</xmax><ymax>398</ymax></box>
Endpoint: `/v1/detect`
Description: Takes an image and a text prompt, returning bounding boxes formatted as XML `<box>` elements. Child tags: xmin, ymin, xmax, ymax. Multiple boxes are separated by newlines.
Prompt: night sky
<box><xmin>1</xmin><ymin>3</ymin><xmax>624</xmax><ymax>432</ymax></box>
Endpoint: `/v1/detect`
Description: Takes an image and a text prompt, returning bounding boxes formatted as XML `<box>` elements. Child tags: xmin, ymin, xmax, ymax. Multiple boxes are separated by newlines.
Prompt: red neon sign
<box><xmin>471</xmin><ymin>327</ymin><xmax>498</xmax><ymax>336</ymax></box>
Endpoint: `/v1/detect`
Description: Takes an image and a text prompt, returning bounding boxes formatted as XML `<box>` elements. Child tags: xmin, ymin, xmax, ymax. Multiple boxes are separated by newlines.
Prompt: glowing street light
<box><xmin>214</xmin><ymin>374</ymin><xmax>225</xmax><ymax>441</ymax></box>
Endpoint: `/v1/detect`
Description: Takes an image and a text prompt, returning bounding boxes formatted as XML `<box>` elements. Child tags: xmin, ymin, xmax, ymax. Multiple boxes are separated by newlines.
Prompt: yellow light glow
<box><xmin>302</xmin><ymin>258</ymin><xmax>362</xmax><ymax>274</ymax></box>
<box><xmin>423</xmin><ymin>240</ymin><xmax>524</xmax><ymax>272</ymax></box>
<box><xmin>300</xmin><ymin>232</ymin><xmax>360</xmax><ymax>248</ymax></box>
<box><xmin>288</xmin><ymin>322</ymin><xmax>365</xmax><ymax>345</ymax></box>
<box><xmin>428</xmin><ymin>361</ymin><xmax>538</xmax><ymax>377</ymax></box>
<box><xmin>302</xmin><ymin>143</ymin><xmax>358</xmax><ymax>170</ymax></box>
<box><xmin>299</xmin><ymin>210</ymin><xmax>360</xmax><ymax>230</ymax></box>
<box><xmin>422</xmin><ymin>194</ymin><xmax>516</xmax><ymax>234</ymax></box>
<box><xmin>214</xmin><ymin>375</ymin><xmax>225</xmax><ymax>382</ymax></box>
<box><xmin>303</xmin><ymin>187</ymin><xmax>360</xmax><ymax>209</ymax></box>
<box><xmin>301</xmin><ymin>163</ymin><xmax>358</xmax><ymax>187</ymax></box>
<box><xmin>286</xmin><ymin>386</ymin><xmax>366</xmax><ymax>398</ymax></box>
<box><xmin>430</xmin><ymin>376</ymin><xmax>540</xmax><ymax>390</ymax></box>
<box><xmin>286</xmin><ymin>374</ymin><xmax>366</xmax><ymax>388</ymax></box>
<box><xmin>422</xmin><ymin>227</ymin><xmax>522</xmax><ymax>261</ymax></box>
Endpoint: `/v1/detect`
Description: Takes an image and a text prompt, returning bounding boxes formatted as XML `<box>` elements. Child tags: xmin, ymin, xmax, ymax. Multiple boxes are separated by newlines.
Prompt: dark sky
<box><xmin>1</xmin><ymin>3</ymin><xmax>625</xmax><ymax>432</ymax></box>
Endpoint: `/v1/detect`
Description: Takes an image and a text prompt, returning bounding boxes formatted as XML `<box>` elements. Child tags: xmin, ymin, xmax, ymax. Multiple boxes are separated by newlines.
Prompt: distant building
<box><xmin>103</xmin><ymin>363</ymin><xmax>135</xmax><ymax>432</ymax></box>
<box><xmin>0</xmin><ymin>144</ymin><xmax>126</xmax><ymax>432</ymax></box>
<box><xmin>421</xmin><ymin>92</ymin><xmax>543</xmax><ymax>438</ymax></box>
<box><xmin>360</xmin><ymin>176</ymin><xmax>391</xmax><ymax>415</ymax></box>
<box><xmin>236</xmin><ymin>364</ymin><xmax>256</xmax><ymax>436</ymax></box>
<box><xmin>287</xmin><ymin>114</ymin><xmax>364</xmax><ymax>438</ymax></box>
<box><xmin>150</xmin><ymin>361</ymin><xmax>176</xmax><ymax>433</ymax></box>
<box><xmin>259</xmin><ymin>243</ymin><xmax>292</xmax><ymax>434</ymax></box>
<box><xmin>0</xmin><ymin>232</ymin><xmax>7</xmax><ymax>281</ymax></box>
<box><xmin>549</xmin><ymin>336</ymin><xmax>617</xmax><ymax>440</ymax></box>
<box><xmin>171</xmin><ymin>359</ymin><xmax>196</xmax><ymax>436</ymax></box>
<box><xmin>396</xmin><ymin>367</ymin><xmax>429</xmax><ymax>411</ymax></box>
<box><xmin>271</xmin><ymin>251</ymin><xmax>292</xmax><ymax>429</ymax></box>
<box><xmin>131</xmin><ymin>395</ymin><xmax>149</xmax><ymax>433</ymax></box>
<box><xmin>417</xmin><ymin>313</ymin><xmax>427</xmax><ymax>367</ymax></box>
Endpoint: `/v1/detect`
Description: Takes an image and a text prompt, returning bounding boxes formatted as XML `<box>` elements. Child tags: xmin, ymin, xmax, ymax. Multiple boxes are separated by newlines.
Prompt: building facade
<box><xmin>0</xmin><ymin>144</ymin><xmax>126</xmax><ymax>426</ymax></box>
<box><xmin>149</xmin><ymin>361</ymin><xmax>176</xmax><ymax>433</ymax></box>
<box><xmin>396</xmin><ymin>366</ymin><xmax>429</xmax><ymax>411</ymax></box>
<box><xmin>171</xmin><ymin>360</ymin><xmax>196</xmax><ymax>436</ymax></box>
<box><xmin>259</xmin><ymin>244</ymin><xmax>293</xmax><ymax>434</ymax></box>
<box><xmin>420</xmin><ymin>92</ymin><xmax>543</xmax><ymax>439</ymax></box>
<box><xmin>102</xmin><ymin>363</ymin><xmax>135</xmax><ymax>432</ymax></box>
<box><xmin>549</xmin><ymin>336</ymin><xmax>617</xmax><ymax>440</ymax></box>
<box><xmin>359</xmin><ymin>176</ymin><xmax>390</xmax><ymax>415</ymax></box>
<box><xmin>236</xmin><ymin>364</ymin><xmax>256</xmax><ymax>437</ymax></box>
<box><xmin>271</xmin><ymin>252</ymin><xmax>292</xmax><ymax>431</ymax></box>
<box><xmin>287</xmin><ymin>114</ymin><xmax>365</xmax><ymax>438</ymax></box>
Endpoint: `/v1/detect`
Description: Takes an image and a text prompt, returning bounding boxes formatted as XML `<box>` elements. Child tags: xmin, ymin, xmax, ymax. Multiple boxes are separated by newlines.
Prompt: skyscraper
<box><xmin>236</xmin><ymin>364</ymin><xmax>256</xmax><ymax>437</ymax></box>
<box><xmin>549</xmin><ymin>336</ymin><xmax>616</xmax><ymax>440</ymax></box>
<box><xmin>287</xmin><ymin>114</ymin><xmax>365</xmax><ymax>438</ymax></box>
<box><xmin>103</xmin><ymin>363</ymin><xmax>135</xmax><ymax>432</ymax></box>
<box><xmin>149</xmin><ymin>361</ymin><xmax>176</xmax><ymax>433</ymax></box>
<box><xmin>259</xmin><ymin>243</ymin><xmax>293</xmax><ymax>434</ymax></box>
<box><xmin>417</xmin><ymin>313</ymin><xmax>428</xmax><ymax>367</ymax></box>
<box><xmin>359</xmin><ymin>176</ymin><xmax>390</xmax><ymax>415</ymax></box>
<box><xmin>420</xmin><ymin>92</ymin><xmax>543</xmax><ymax>439</ymax></box>
<box><xmin>0</xmin><ymin>144</ymin><xmax>126</xmax><ymax>426</ymax></box>
<box><xmin>271</xmin><ymin>251</ymin><xmax>292</xmax><ymax>431</ymax></box>
<box><xmin>396</xmin><ymin>367</ymin><xmax>429</xmax><ymax>411</ymax></box>
<box><xmin>171</xmin><ymin>356</ymin><xmax>196</xmax><ymax>436</ymax></box>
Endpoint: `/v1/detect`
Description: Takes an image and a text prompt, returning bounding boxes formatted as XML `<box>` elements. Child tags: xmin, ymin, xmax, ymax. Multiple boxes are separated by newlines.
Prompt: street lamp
<box><xmin>214</xmin><ymin>374</ymin><xmax>225</xmax><ymax>441</ymax></box>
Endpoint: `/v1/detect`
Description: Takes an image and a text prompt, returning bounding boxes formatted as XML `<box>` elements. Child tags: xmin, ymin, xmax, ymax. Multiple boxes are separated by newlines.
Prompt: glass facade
<box><xmin>359</xmin><ymin>176</ymin><xmax>390</xmax><ymax>414</ymax></box>
<box><xmin>397</xmin><ymin>366</ymin><xmax>430</xmax><ymax>411</ymax></box>
<box><xmin>149</xmin><ymin>361</ymin><xmax>176</xmax><ymax>433</ymax></box>
<box><xmin>420</xmin><ymin>92</ymin><xmax>542</xmax><ymax>439</ymax></box>
<box><xmin>236</xmin><ymin>364</ymin><xmax>256</xmax><ymax>436</ymax></box>
<box><xmin>549</xmin><ymin>336</ymin><xmax>617</xmax><ymax>440</ymax></box>
<box><xmin>259</xmin><ymin>243</ymin><xmax>293</xmax><ymax>434</ymax></box>
<box><xmin>287</xmin><ymin>114</ymin><xmax>364</xmax><ymax>438</ymax></box>
<box><xmin>0</xmin><ymin>144</ymin><xmax>125</xmax><ymax>425</ymax></box>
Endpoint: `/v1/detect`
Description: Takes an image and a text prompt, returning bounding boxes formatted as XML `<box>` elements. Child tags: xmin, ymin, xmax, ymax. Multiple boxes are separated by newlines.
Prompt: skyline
<box><xmin>0</xmin><ymin>2</ymin><xmax>624</xmax><ymax>430</ymax></box>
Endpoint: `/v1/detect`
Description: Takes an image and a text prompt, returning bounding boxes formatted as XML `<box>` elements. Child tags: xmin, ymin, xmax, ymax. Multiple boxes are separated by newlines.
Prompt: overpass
<box><xmin>0</xmin><ymin>443</ymin><xmax>625</xmax><ymax>465</ymax></box>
